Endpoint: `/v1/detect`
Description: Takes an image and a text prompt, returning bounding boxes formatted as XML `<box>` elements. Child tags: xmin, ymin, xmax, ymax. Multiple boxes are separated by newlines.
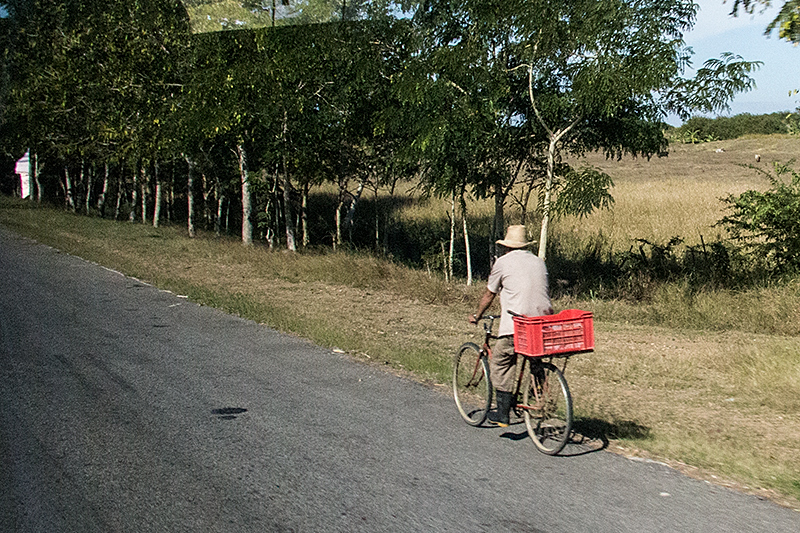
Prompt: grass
<box><xmin>3</xmin><ymin>135</ymin><xmax>800</xmax><ymax>509</ymax></box>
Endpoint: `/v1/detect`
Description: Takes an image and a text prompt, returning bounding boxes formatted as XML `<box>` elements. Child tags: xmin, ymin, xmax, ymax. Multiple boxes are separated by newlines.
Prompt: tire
<box><xmin>522</xmin><ymin>360</ymin><xmax>572</xmax><ymax>455</ymax></box>
<box><xmin>453</xmin><ymin>342</ymin><xmax>492</xmax><ymax>426</ymax></box>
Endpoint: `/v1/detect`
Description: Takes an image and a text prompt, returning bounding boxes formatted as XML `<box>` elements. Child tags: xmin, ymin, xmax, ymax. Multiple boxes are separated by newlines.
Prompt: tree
<box><xmin>3</xmin><ymin>0</ymin><xmax>191</xmax><ymax>216</ymax></box>
<box><xmin>410</xmin><ymin>0</ymin><xmax>760</xmax><ymax>261</ymax></box>
<box><xmin>408</xmin><ymin>0</ymin><xmax>535</xmax><ymax>268</ymax></box>
<box><xmin>730</xmin><ymin>0</ymin><xmax>800</xmax><ymax>43</ymax></box>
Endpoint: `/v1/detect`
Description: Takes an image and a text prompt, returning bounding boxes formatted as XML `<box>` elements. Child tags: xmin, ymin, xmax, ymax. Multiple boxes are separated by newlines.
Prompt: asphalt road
<box><xmin>1</xmin><ymin>225</ymin><xmax>799</xmax><ymax>532</ymax></box>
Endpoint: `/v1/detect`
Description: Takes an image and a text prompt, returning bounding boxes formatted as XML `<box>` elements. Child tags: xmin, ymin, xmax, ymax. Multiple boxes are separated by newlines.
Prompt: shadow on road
<box><xmin>496</xmin><ymin>417</ymin><xmax>651</xmax><ymax>457</ymax></box>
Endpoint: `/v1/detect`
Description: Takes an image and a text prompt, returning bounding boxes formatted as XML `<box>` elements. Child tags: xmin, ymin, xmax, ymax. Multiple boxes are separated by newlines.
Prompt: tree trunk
<box><xmin>281</xmin><ymin>110</ymin><xmax>296</xmax><ymax>251</ymax></box>
<box><xmin>526</xmin><ymin>65</ymin><xmax>581</xmax><ymax>262</ymax></box>
<box><xmin>84</xmin><ymin>161</ymin><xmax>92</xmax><ymax>214</ymax></box>
<box><xmin>140</xmin><ymin>164</ymin><xmax>148</xmax><ymax>224</ymax></box>
<box><xmin>335</xmin><ymin>195</ymin><xmax>344</xmax><ymax>250</ymax></box>
<box><xmin>302</xmin><ymin>181</ymin><xmax>309</xmax><ymax>248</ymax></box>
<box><xmin>237</xmin><ymin>143</ymin><xmax>253</xmax><ymax>245</ymax></box>
<box><xmin>33</xmin><ymin>153</ymin><xmax>42</xmax><ymax>203</ymax></box>
<box><xmin>373</xmin><ymin>186</ymin><xmax>380</xmax><ymax>252</ymax></box>
<box><xmin>98</xmin><ymin>162</ymin><xmax>109</xmax><ymax>216</ymax></box>
<box><xmin>283</xmin><ymin>173</ymin><xmax>296</xmax><ymax>250</ymax></box>
<box><xmin>538</xmin><ymin>136</ymin><xmax>557</xmax><ymax>260</ymax></box>
<box><xmin>462</xmin><ymin>198</ymin><xmax>472</xmax><ymax>286</ymax></box>
<box><xmin>344</xmin><ymin>181</ymin><xmax>364</xmax><ymax>242</ymax></box>
<box><xmin>153</xmin><ymin>161</ymin><xmax>162</xmax><ymax>228</ymax></box>
<box><xmin>201</xmin><ymin>171</ymin><xmax>211</xmax><ymax>229</ymax></box>
<box><xmin>186</xmin><ymin>157</ymin><xmax>196</xmax><ymax>237</ymax></box>
<box><xmin>448</xmin><ymin>190</ymin><xmax>456</xmax><ymax>282</ymax></box>
<box><xmin>215</xmin><ymin>177</ymin><xmax>223</xmax><ymax>237</ymax></box>
<box><xmin>115</xmin><ymin>169</ymin><xmax>124</xmax><ymax>220</ymax></box>
<box><xmin>167</xmin><ymin>163</ymin><xmax>174</xmax><ymax>222</ymax></box>
<box><xmin>129</xmin><ymin>162</ymin><xmax>139</xmax><ymax>222</ymax></box>
<box><xmin>64</xmin><ymin>166</ymin><xmax>76</xmax><ymax>212</ymax></box>
<box><xmin>492</xmin><ymin>180</ymin><xmax>504</xmax><ymax>262</ymax></box>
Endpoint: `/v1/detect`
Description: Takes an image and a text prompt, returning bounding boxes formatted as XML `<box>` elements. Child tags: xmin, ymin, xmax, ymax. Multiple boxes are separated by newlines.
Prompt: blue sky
<box><xmin>683</xmin><ymin>0</ymin><xmax>800</xmax><ymax>122</ymax></box>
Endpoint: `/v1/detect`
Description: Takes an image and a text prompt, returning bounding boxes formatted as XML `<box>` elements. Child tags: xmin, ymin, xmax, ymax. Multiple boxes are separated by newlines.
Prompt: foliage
<box><xmin>731</xmin><ymin>0</ymin><xmax>800</xmax><ymax>43</ymax></box>
<box><xmin>553</xmin><ymin>166</ymin><xmax>614</xmax><ymax>219</ymax></box>
<box><xmin>785</xmin><ymin>109</ymin><xmax>800</xmax><ymax>135</ymax></box>
<box><xmin>0</xmin><ymin>0</ymin><xmax>762</xmax><ymax>270</ymax></box>
<box><xmin>3</xmin><ymin>0</ymin><xmax>191</xmax><ymax>163</ymax></box>
<box><xmin>718</xmin><ymin>161</ymin><xmax>800</xmax><ymax>272</ymax></box>
<box><xmin>671</xmin><ymin>112</ymin><xmax>790</xmax><ymax>142</ymax></box>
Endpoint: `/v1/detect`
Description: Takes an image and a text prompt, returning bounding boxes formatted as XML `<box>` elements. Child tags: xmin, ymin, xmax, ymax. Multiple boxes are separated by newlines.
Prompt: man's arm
<box><xmin>469</xmin><ymin>288</ymin><xmax>496</xmax><ymax>324</ymax></box>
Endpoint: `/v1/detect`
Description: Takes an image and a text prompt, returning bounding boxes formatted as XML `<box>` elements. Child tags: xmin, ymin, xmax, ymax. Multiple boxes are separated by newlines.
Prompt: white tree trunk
<box><xmin>153</xmin><ymin>162</ymin><xmax>162</xmax><ymax>228</ymax></box>
<box><xmin>281</xmin><ymin>113</ymin><xmax>296</xmax><ymax>251</ymax></box>
<box><xmin>284</xmin><ymin>173</ymin><xmax>296</xmax><ymax>251</ymax></box>
<box><xmin>129</xmin><ymin>165</ymin><xmax>138</xmax><ymax>222</ymax></box>
<box><xmin>33</xmin><ymin>153</ymin><xmax>42</xmax><ymax>203</ymax></box>
<box><xmin>462</xmin><ymin>200</ymin><xmax>472</xmax><ymax>286</ymax></box>
<box><xmin>215</xmin><ymin>177</ymin><xmax>223</xmax><ymax>237</ymax></box>
<box><xmin>98</xmin><ymin>162</ymin><xmax>109</xmax><ymax>216</ymax></box>
<box><xmin>373</xmin><ymin>186</ymin><xmax>380</xmax><ymax>251</ymax></box>
<box><xmin>186</xmin><ymin>157</ymin><xmax>196</xmax><ymax>237</ymax></box>
<box><xmin>538</xmin><ymin>136</ymin><xmax>557</xmax><ymax>260</ymax></box>
<box><xmin>448</xmin><ymin>190</ymin><xmax>455</xmax><ymax>282</ymax></box>
<box><xmin>83</xmin><ymin>161</ymin><xmax>92</xmax><ymax>214</ymax></box>
<box><xmin>335</xmin><ymin>198</ymin><xmax>344</xmax><ymax>250</ymax></box>
<box><xmin>237</xmin><ymin>144</ymin><xmax>253</xmax><ymax>245</ymax></box>
<box><xmin>64</xmin><ymin>166</ymin><xmax>75</xmax><ymax>212</ymax></box>
<box><xmin>140</xmin><ymin>164</ymin><xmax>148</xmax><ymax>224</ymax></box>
<box><xmin>115</xmin><ymin>170</ymin><xmax>124</xmax><ymax>220</ymax></box>
<box><xmin>302</xmin><ymin>182</ymin><xmax>309</xmax><ymax>248</ymax></box>
<box><xmin>491</xmin><ymin>181</ymin><xmax>504</xmax><ymax>263</ymax></box>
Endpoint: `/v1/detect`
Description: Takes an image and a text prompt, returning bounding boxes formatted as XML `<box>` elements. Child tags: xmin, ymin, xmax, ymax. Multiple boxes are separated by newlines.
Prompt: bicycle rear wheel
<box><xmin>453</xmin><ymin>342</ymin><xmax>492</xmax><ymax>426</ymax></box>
<box><xmin>522</xmin><ymin>360</ymin><xmax>572</xmax><ymax>455</ymax></box>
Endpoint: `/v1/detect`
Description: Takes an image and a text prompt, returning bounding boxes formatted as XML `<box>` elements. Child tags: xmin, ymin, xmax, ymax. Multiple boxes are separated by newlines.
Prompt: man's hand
<box><xmin>471</xmin><ymin>289</ymin><xmax>496</xmax><ymax>325</ymax></box>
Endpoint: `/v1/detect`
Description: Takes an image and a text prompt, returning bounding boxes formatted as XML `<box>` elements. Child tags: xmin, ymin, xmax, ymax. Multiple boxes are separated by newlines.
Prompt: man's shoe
<box><xmin>487</xmin><ymin>412</ymin><xmax>510</xmax><ymax>427</ymax></box>
<box><xmin>487</xmin><ymin>390</ymin><xmax>513</xmax><ymax>427</ymax></box>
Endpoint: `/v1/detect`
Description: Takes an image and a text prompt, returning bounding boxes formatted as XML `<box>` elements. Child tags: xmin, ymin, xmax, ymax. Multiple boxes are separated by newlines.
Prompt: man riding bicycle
<box><xmin>469</xmin><ymin>225</ymin><xmax>553</xmax><ymax>427</ymax></box>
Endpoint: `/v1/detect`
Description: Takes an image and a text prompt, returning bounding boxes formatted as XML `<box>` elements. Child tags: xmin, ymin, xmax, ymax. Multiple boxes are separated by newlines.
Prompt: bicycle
<box><xmin>452</xmin><ymin>309</ymin><xmax>594</xmax><ymax>455</ymax></box>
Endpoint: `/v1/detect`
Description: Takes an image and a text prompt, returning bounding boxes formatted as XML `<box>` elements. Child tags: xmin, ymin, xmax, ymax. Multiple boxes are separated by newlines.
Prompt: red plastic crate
<box><xmin>513</xmin><ymin>309</ymin><xmax>594</xmax><ymax>357</ymax></box>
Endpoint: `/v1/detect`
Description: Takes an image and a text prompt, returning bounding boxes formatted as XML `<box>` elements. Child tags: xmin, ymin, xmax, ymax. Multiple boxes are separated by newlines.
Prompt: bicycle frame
<box><xmin>456</xmin><ymin>313</ymin><xmax>581</xmax><ymax>455</ymax></box>
<box><xmin>479</xmin><ymin>316</ymin><xmax>570</xmax><ymax>417</ymax></box>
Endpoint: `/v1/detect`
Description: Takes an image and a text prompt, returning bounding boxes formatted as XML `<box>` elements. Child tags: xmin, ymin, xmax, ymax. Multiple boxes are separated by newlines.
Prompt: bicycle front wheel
<box><xmin>522</xmin><ymin>361</ymin><xmax>572</xmax><ymax>455</ymax></box>
<box><xmin>453</xmin><ymin>342</ymin><xmax>492</xmax><ymax>426</ymax></box>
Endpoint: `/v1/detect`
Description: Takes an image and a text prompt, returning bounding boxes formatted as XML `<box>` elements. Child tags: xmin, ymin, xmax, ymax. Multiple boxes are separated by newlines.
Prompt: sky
<box><xmin>682</xmin><ymin>0</ymin><xmax>800</xmax><ymax>123</ymax></box>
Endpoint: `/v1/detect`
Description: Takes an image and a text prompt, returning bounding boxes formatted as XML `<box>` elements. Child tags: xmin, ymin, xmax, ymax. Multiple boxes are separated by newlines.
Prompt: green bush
<box><xmin>673</xmin><ymin>112</ymin><xmax>790</xmax><ymax>142</ymax></box>
<box><xmin>718</xmin><ymin>161</ymin><xmax>800</xmax><ymax>272</ymax></box>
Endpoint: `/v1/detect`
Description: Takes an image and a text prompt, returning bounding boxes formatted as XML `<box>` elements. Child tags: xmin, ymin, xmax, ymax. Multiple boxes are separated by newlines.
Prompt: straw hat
<box><xmin>496</xmin><ymin>225</ymin><xmax>535</xmax><ymax>249</ymax></box>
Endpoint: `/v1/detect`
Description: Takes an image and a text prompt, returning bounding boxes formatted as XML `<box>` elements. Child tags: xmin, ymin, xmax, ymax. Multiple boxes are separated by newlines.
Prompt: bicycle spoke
<box><xmin>453</xmin><ymin>343</ymin><xmax>492</xmax><ymax>426</ymax></box>
<box><xmin>522</xmin><ymin>361</ymin><xmax>572</xmax><ymax>455</ymax></box>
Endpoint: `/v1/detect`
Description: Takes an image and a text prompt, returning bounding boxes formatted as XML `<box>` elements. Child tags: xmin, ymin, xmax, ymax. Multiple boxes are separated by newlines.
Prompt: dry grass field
<box><xmin>2</xmin><ymin>135</ymin><xmax>800</xmax><ymax>508</ymax></box>
<box><xmin>562</xmin><ymin>135</ymin><xmax>798</xmax><ymax>248</ymax></box>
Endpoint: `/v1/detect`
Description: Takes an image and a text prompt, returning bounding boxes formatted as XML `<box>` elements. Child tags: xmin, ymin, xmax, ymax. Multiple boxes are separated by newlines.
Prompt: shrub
<box><xmin>673</xmin><ymin>112</ymin><xmax>789</xmax><ymax>142</ymax></box>
<box><xmin>718</xmin><ymin>161</ymin><xmax>800</xmax><ymax>272</ymax></box>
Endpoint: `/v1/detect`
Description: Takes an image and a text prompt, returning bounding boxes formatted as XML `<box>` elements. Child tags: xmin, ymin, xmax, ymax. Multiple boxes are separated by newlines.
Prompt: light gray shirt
<box><xmin>487</xmin><ymin>249</ymin><xmax>551</xmax><ymax>336</ymax></box>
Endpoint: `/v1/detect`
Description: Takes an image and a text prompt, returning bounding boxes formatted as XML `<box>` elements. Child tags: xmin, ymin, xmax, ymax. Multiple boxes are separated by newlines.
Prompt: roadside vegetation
<box><xmin>3</xmin><ymin>0</ymin><xmax>800</xmax><ymax>510</ymax></box>
<box><xmin>2</xmin><ymin>135</ymin><xmax>800</xmax><ymax>508</ymax></box>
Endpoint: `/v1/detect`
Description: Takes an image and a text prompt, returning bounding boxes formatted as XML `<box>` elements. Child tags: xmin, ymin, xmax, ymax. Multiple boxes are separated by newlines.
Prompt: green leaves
<box><xmin>4</xmin><ymin>0</ymin><xmax>191</xmax><ymax>162</ymax></box>
<box><xmin>666</xmin><ymin>52</ymin><xmax>762</xmax><ymax>122</ymax></box>
<box><xmin>554</xmin><ymin>165</ymin><xmax>614</xmax><ymax>219</ymax></box>
<box><xmin>719</xmin><ymin>161</ymin><xmax>800</xmax><ymax>271</ymax></box>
